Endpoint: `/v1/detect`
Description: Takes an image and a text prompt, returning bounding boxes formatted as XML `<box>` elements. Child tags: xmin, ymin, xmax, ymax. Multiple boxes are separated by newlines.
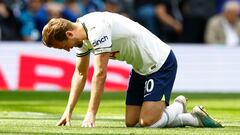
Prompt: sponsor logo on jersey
<box><xmin>92</xmin><ymin>36</ymin><xmax>108</xmax><ymax>46</ymax></box>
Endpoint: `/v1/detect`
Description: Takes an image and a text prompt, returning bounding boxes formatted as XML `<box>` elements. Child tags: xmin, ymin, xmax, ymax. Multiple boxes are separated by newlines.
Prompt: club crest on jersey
<box><xmin>92</xmin><ymin>36</ymin><xmax>108</xmax><ymax>46</ymax></box>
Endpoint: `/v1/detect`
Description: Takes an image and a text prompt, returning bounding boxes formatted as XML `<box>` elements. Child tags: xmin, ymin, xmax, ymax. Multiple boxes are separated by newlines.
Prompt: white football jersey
<box><xmin>76</xmin><ymin>12</ymin><xmax>171</xmax><ymax>75</ymax></box>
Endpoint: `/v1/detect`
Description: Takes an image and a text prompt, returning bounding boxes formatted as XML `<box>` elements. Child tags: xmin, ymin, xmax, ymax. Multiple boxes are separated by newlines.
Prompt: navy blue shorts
<box><xmin>126</xmin><ymin>50</ymin><xmax>177</xmax><ymax>106</ymax></box>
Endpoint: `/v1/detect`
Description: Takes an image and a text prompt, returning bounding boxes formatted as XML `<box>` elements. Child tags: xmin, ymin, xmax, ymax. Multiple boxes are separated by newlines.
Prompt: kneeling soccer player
<box><xmin>41</xmin><ymin>11</ymin><xmax>223</xmax><ymax>128</ymax></box>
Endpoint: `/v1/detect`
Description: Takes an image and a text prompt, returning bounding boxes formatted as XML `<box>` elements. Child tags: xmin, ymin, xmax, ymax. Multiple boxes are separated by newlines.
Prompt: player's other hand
<box><xmin>56</xmin><ymin>111</ymin><xmax>72</xmax><ymax>126</ymax></box>
<box><xmin>82</xmin><ymin>112</ymin><xmax>96</xmax><ymax>127</ymax></box>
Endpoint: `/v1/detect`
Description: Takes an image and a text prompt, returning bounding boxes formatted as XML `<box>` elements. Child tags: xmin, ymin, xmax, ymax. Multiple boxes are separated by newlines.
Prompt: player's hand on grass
<box><xmin>56</xmin><ymin>111</ymin><xmax>72</xmax><ymax>126</ymax></box>
<box><xmin>82</xmin><ymin>112</ymin><xmax>96</xmax><ymax>127</ymax></box>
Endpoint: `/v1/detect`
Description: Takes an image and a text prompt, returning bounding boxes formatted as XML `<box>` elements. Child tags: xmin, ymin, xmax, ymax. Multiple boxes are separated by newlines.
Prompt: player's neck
<box><xmin>73</xmin><ymin>22</ymin><xmax>88</xmax><ymax>40</ymax></box>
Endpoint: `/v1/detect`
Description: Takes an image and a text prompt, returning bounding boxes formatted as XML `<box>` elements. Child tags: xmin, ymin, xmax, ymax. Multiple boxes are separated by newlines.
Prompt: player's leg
<box><xmin>168</xmin><ymin>113</ymin><xmax>201</xmax><ymax>127</ymax></box>
<box><xmin>125</xmin><ymin>105</ymin><xmax>141</xmax><ymax>127</ymax></box>
<box><xmin>140</xmin><ymin>95</ymin><xmax>187</xmax><ymax>127</ymax></box>
<box><xmin>139</xmin><ymin>50</ymin><xmax>180</xmax><ymax>127</ymax></box>
<box><xmin>139</xmin><ymin>101</ymin><xmax>166</xmax><ymax>127</ymax></box>
<box><xmin>168</xmin><ymin>105</ymin><xmax>223</xmax><ymax>128</ymax></box>
<box><xmin>167</xmin><ymin>96</ymin><xmax>201</xmax><ymax>127</ymax></box>
<box><xmin>125</xmin><ymin>70</ymin><xmax>145</xmax><ymax>127</ymax></box>
<box><xmin>167</xmin><ymin>98</ymin><xmax>200</xmax><ymax>128</ymax></box>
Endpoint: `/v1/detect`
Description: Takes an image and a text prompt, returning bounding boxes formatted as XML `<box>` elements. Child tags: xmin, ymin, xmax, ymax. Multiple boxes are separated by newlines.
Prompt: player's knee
<box><xmin>139</xmin><ymin>117</ymin><xmax>155</xmax><ymax>127</ymax></box>
<box><xmin>125</xmin><ymin>121</ymin><xmax>137</xmax><ymax>127</ymax></box>
<box><xmin>125</xmin><ymin>119</ymin><xmax>138</xmax><ymax>127</ymax></box>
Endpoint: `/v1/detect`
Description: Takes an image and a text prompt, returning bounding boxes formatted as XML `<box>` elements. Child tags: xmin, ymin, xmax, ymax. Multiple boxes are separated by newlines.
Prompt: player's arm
<box><xmin>82</xmin><ymin>52</ymin><xmax>110</xmax><ymax>127</ymax></box>
<box><xmin>56</xmin><ymin>54</ymin><xmax>90</xmax><ymax>126</ymax></box>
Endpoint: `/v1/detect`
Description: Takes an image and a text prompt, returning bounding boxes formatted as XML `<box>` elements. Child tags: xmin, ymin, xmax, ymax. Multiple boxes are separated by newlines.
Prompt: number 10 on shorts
<box><xmin>145</xmin><ymin>79</ymin><xmax>154</xmax><ymax>93</ymax></box>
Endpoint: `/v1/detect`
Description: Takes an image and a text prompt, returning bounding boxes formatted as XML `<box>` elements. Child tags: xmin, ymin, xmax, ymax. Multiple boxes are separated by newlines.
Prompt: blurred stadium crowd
<box><xmin>0</xmin><ymin>0</ymin><xmax>240</xmax><ymax>45</ymax></box>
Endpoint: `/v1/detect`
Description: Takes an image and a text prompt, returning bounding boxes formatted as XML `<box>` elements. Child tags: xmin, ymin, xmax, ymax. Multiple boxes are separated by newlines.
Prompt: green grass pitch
<box><xmin>0</xmin><ymin>91</ymin><xmax>240</xmax><ymax>135</ymax></box>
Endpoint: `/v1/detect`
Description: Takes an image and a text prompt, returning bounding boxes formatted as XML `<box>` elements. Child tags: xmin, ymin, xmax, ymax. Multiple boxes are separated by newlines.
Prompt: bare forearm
<box><xmin>66</xmin><ymin>71</ymin><xmax>87</xmax><ymax>113</ymax></box>
<box><xmin>87</xmin><ymin>73</ymin><xmax>106</xmax><ymax>115</ymax></box>
<box><xmin>57</xmin><ymin>56</ymin><xmax>89</xmax><ymax>126</ymax></box>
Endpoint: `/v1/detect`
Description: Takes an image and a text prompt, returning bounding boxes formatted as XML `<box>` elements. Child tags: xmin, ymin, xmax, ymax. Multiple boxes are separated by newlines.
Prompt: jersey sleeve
<box><xmin>88</xmin><ymin>22</ymin><xmax>112</xmax><ymax>55</ymax></box>
<box><xmin>75</xmin><ymin>41</ymin><xmax>92</xmax><ymax>57</ymax></box>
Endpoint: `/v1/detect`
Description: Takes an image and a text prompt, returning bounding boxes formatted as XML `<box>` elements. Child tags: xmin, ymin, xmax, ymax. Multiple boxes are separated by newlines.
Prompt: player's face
<box><xmin>53</xmin><ymin>38</ymin><xmax>83</xmax><ymax>52</ymax></box>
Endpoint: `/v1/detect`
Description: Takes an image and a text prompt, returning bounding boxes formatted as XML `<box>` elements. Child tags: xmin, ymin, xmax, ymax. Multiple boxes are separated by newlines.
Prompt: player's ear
<box><xmin>66</xmin><ymin>31</ymin><xmax>74</xmax><ymax>39</ymax></box>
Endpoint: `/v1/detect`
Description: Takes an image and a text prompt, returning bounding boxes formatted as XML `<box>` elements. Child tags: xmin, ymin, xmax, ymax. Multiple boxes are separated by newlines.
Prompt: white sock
<box><xmin>149</xmin><ymin>101</ymin><xmax>184</xmax><ymax>128</ymax></box>
<box><xmin>168</xmin><ymin>113</ymin><xmax>201</xmax><ymax>127</ymax></box>
<box><xmin>165</xmin><ymin>101</ymin><xmax>184</xmax><ymax>124</ymax></box>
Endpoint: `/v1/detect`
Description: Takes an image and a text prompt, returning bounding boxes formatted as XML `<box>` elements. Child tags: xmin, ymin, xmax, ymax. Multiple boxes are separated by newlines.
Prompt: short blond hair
<box><xmin>42</xmin><ymin>18</ymin><xmax>74</xmax><ymax>47</ymax></box>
